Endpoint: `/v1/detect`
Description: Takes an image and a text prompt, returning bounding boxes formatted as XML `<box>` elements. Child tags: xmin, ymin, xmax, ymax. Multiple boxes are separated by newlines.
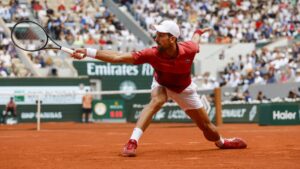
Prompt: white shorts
<box><xmin>151</xmin><ymin>78</ymin><xmax>203</xmax><ymax>111</ymax></box>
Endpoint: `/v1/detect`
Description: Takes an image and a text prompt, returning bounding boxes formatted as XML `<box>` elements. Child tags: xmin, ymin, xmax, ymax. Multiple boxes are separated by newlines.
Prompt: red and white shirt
<box><xmin>132</xmin><ymin>41</ymin><xmax>199</xmax><ymax>93</ymax></box>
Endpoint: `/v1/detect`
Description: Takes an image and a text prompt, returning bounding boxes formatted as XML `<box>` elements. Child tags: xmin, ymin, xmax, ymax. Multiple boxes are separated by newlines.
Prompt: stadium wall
<box><xmin>194</xmin><ymin>43</ymin><xmax>255</xmax><ymax>77</ymax></box>
<box><xmin>0</xmin><ymin>77</ymin><xmax>90</xmax><ymax>122</ymax></box>
<box><xmin>1</xmin><ymin>62</ymin><xmax>299</xmax><ymax>125</ymax></box>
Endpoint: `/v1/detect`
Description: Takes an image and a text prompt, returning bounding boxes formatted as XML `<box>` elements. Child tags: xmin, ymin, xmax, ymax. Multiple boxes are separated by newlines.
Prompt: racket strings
<box><xmin>12</xmin><ymin>22</ymin><xmax>48</xmax><ymax>51</ymax></box>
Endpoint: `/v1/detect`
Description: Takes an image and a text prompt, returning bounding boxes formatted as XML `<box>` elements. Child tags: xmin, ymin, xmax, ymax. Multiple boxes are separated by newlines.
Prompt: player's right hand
<box><xmin>71</xmin><ymin>49</ymin><xmax>87</xmax><ymax>60</ymax></box>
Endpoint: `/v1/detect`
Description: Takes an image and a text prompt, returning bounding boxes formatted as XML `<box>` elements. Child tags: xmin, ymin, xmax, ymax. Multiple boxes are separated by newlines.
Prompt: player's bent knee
<box><xmin>150</xmin><ymin>98</ymin><xmax>166</xmax><ymax>109</ymax></box>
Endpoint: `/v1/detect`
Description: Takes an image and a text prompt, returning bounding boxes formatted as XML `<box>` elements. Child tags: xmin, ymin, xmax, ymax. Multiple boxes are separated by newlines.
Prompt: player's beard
<box><xmin>157</xmin><ymin>43</ymin><xmax>166</xmax><ymax>52</ymax></box>
<box><xmin>158</xmin><ymin>46</ymin><xmax>164</xmax><ymax>52</ymax></box>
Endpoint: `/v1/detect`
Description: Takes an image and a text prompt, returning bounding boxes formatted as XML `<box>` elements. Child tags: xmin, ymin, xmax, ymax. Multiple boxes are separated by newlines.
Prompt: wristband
<box><xmin>86</xmin><ymin>48</ymin><xmax>97</xmax><ymax>58</ymax></box>
<box><xmin>194</xmin><ymin>29</ymin><xmax>204</xmax><ymax>35</ymax></box>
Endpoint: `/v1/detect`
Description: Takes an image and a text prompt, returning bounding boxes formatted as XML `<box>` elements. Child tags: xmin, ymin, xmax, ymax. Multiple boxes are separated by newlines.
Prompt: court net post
<box><xmin>214</xmin><ymin>87</ymin><xmax>223</xmax><ymax>126</ymax></box>
<box><xmin>36</xmin><ymin>94</ymin><xmax>41</xmax><ymax>131</ymax></box>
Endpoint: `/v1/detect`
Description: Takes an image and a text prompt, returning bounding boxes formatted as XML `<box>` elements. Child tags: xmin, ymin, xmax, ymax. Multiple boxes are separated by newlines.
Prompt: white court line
<box><xmin>118</xmin><ymin>142</ymin><xmax>202</xmax><ymax>146</ymax></box>
<box><xmin>184</xmin><ymin>157</ymin><xmax>202</xmax><ymax>160</ymax></box>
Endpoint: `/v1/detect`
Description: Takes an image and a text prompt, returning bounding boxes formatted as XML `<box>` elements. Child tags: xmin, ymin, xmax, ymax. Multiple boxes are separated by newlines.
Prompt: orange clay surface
<box><xmin>0</xmin><ymin>122</ymin><xmax>300</xmax><ymax>169</ymax></box>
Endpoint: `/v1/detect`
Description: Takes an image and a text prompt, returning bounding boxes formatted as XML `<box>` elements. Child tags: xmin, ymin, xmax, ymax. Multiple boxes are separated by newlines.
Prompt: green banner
<box><xmin>221</xmin><ymin>104</ymin><xmax>259</xmax><ymax>123</ymax></box>
<box><xmin>73</xmin><ymin>61</ymin><xmax>196</xmax><ymax>123</ymax></box>
<box><xmin>127</xmin><ymin>102</ymin><xmax>259</xmax><ymax>123</ymax></box>
<box><xmin>0</xmin><ymin>104</ymin><xmax>82</xmax><ymax>123</ymax></box>
<box><xmin>258</xmin><ymin>103</ymin><xmax>300</xmax><ymax>125</ymax></box>
<box><xmin>73</xmin><ymin>61</ymin><xmax>195</xmax><ymax>101</ymax></box>
<box><xmin>127</xmin><ymin>102</ymin><xmax>192</xmax><ymax>122</ymax></box>
<box><xmin>73</xmin><ymin>61</ymin><xmax>153</xmax><ymax>96</ymax></box>
<box><xmin>92</xmin><ymin>100</ymin><xmax>126</xmax><ymax>122</ymax></box>
<box><xmin>0</xmin><ymin>78</ymin><xmax>90</xmax><ymax>105</ymax></box>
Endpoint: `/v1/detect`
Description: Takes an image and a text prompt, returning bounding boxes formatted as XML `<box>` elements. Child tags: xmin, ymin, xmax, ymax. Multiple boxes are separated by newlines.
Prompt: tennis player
<box><xmin>71</xmin><ymin>20</ymin><xmax>247</xmax><ymax>157</ymax></box>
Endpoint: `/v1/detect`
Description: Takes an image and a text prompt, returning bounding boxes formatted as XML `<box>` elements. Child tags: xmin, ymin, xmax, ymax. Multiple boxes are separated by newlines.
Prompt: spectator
<box><xmin>118</xmin><ymin>0</ymin><xmax>299</xmax><ymax>43</ymax></box>
<box><xmin>231</xmin><ymin>88</ymin><xmax>244</xmax><ymax>101</ymax></box>
<box><xmin>254</xmin><ymin>71</ymin><xmax>264</xmax><ymax>85</ymax></box>
<box><xmin>2</xmin><ymin>97</ymin><xmax>17</xmax><ymax>123</ymax></box>
<box><xmin>243</xmin><ymin>90</ymin><xmax>252</xmax><ymax>102</ymax></box>
<box><xmin>57</xmin><ymin>3</ymin><xmax>66</xmax><ymax>12</ymax></box>
<box><xmin>82</xmin><ymin>89</ymin><xmax>93</xmax><ymax>123</ymax></box>
<box><xmin>0</xmin><ymin>61</ymin><xmax>8</xmax><ymax>77</ymax></box>
<box><xmin>246</xmin><ymin>71</ymin><xmax>255</xmax><ymax>85</ymax></box>
<box><xmin>256</xmin><ymin>91</ymin><xmax>268</xmax><ymax>101</ymax></box>
<box><xmin>295</xmin><ymin>69</ymin><xmax>300</xmax><ymax>82</ymax></box>
<box><xmin>85</xmin><ymin>34</ymin><xmax>96</xmax><ymax>45</ymax></box>
<box><xmin>17</xmin><ymin>6</ymin><xmax>30</xmax><ymax>20</ymax></box>
<box><xmin>48</xmin><ymin>67</ymin><xmax>58</xmax><ymax>77</ymax></box>
<box><xmin>287</xmin><ymin>90</ymin><xmax>299</xmax><ymax>99</ymax></box>
<box><xmin>32</xmin><ymin>0</ymin><xmax>43</xmax><ymax>18</ymax></box>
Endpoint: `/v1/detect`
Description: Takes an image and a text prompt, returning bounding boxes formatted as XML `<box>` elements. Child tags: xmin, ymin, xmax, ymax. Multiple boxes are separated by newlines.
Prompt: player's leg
<box><xmin>135</xmin><ymin>86</ymin><xmax>168</xmax><ymax>131</ymax></box>
<box><xmin>185</xmin><ymin>108</ymin><xmax>220</xmax><ymax>141</ymax></box>
<box><xmin>165</xmin><ymin>82</ymin><xmax>217</xmax><ymax>139</ymax></box>
<box><xmin>3</xmin><ymin>109</ymin><xmax>8</xmax><ymax>123</ymax></box>
<box><xmin>168</xmin><ymin>82</ymin><xmax>246</xmax><ymax>149</ymax></box>
<box><xmin>122</xmin><ymin>85</ymin><xmax>168</xmax><ymax>157</ymax></box>
<box><xmin>87</xmin><ymin>110</ymin><xmax>92</xmax><ymax>123</ymax></box>
<box><xmin>85</xmin><ymin>111</ymin><xmax>89</xmax><ymax>123</ymax></box>
<box><xmin>186</xmin><ymin>108</ymin><xmax>247</xmax><ymax>149</ymax></box>
<box><xmin>81</xmin><ymin>108</ymin><xmax>86</xmax><ymax>123</ymax></box>
<box><xmin>1</xmin><ymin>110</ymin><xmax>6</xmax><ymax>123</ymax></box>
<box><xmin>167</xmin><ymin>85</ymin><xmax>221</xmax><ymax>142</ymax></box>
<box><xmin>12</xmin><ymin>109</ymin><xmax>17</xmax><ymax>117</ymax></box>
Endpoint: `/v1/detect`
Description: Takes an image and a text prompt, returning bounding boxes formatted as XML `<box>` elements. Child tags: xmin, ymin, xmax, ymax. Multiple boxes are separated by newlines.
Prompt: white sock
<box><xmin>130</xmin><ymin>127</ymin><xmax>143</xmax><ymax>142</ymax></box>
<box><xmin>215</xmin><ymin>137</ymin><xmax>224</xmax><ymax>147</ymax></box>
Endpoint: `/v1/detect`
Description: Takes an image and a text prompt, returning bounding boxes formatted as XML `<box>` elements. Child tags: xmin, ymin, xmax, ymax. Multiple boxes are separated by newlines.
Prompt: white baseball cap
<box><xmin>152</xmin><ymin>20</ymin><xmax>180</xmax><ymax>38</ymax></box>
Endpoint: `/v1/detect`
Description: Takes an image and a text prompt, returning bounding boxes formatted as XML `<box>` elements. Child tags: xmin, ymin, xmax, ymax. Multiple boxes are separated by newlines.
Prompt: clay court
<box><xmin>0</xmin><ymin>123</ymin><xmax>299</xmax><ymax>169</ymax></box>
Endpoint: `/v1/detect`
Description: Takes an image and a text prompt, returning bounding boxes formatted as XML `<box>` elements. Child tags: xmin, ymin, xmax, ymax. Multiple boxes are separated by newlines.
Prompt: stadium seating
<box><xmin>116</xmin><ymin>0</ymin><xmax>299</xmax><ymax>43</ymax></box>
<box><xmin>114</xmin><ymin>0</ymin><xmax>300</xmax><ymax>93</ymax></box>
<box><xmin>0</xmin><ymin>0</ymin><xmax>299</xmax><ymax>94</ymax></box>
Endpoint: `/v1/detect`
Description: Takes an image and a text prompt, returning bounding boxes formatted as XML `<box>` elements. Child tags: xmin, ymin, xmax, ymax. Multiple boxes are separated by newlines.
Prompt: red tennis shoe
<box><xmin>121</xmin><ymin>139</ymin><xmax>138</xmax><ymax>157</ymax></box>
<box><xmin>216</xmin><ymin>138</ymin><xmax>247</xmax><ymax>149</ymax></box>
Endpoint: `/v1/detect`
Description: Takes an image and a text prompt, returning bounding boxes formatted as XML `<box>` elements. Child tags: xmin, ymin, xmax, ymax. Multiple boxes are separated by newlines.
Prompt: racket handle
<box><xmin>61</xmin><ymin>47</ymin><xmax>74</xmax><ymax>54</ymax></box>
<box><xmin>61</xmin><ymin>46</ymin><xmax>85</xmax><ymax>58</ymax></box>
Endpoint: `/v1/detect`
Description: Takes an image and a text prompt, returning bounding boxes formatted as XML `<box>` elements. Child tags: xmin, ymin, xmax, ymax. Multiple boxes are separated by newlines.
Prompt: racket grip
<box><xmin>61</xmin><ymin>47</ymin><xmax>74</xmax><ymax>54</ymax></box>
<box><xmin>61</xmin><ymin>46</ymin><xmax>85</xmax><ymax>58</ymax></box>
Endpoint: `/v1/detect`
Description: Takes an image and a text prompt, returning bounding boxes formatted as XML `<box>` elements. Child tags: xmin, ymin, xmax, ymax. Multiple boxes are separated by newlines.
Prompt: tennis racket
<box><xmin>11</xmin><ymin>20</ymin><xmax>75</xmax><ymax>54</ymax></box>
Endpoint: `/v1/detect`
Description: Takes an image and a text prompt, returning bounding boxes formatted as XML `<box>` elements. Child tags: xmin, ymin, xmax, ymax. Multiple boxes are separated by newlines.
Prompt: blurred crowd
<box><xmin>29</xmin><ymin>0</ymin><xmax>143</xmax><ymax>75</ymax></box>
<box><xmin>193</xmin><ymin>41</ymin><xmax>300</xmax><ymax>102</ymax></box>
<box><xmin>0</xmin><ymin>0</ymin><xmax>144</xmax><ymax>77</ymax></box>
<box><xmin>115</xmin><ymin>0</ymin><xmax>300</xmax><ymax>101</ymax></box>
<box><xmin>117</xmin><ymin>0</ymin><xmax>300</xmax><ymax>43</ymax></box>
<box><xmin>224</xmin><ymin>87</ymin><xmax>300</xmax><ymax>103</ymax></box>
<box><xmin>0</xmin><ymin>27</ymin><xmax>23</xmax><ymax>77</ymax></box>
<box><xmin>0</xmin><ymin>0</ymin><xmax>299</xmax><ymax>95</ymax></box>
<box><xmin>31</xmin><ymin>0</ymin><xmax>143</xmax><ymax>51</ymax></box>
<box><xmin>0</xmin><ymin>0</ymin><xmax>32</xmax><ymax>77</ymax></box>
<box><xmin>193</xmin><ymin>40</ymin><xmax>300</xmax><ymax>87</ymax></box>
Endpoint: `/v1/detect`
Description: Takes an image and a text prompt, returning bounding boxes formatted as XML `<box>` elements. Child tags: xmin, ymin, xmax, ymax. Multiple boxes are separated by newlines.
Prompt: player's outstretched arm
<box><xmin>71</xmin><ymin>48</ymin><xmax>135</xmax><ymax>64</ymax></box>
<box><xmin>192</xmin><ymin>28</ymin><xmax>212</xmax><ymax>44</ymax></box>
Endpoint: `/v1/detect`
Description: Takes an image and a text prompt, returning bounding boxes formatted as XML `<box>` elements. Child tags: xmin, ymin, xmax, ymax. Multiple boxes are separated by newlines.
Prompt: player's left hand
<box><xmin>195</xmin><ymin>28</ymin><xmax>213</xmax><ymax>35</ymax></box>
<box><xmin>201</xmin><ymin>27</ymin><xmax>213</xmax><ymax>33</ymax></box>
